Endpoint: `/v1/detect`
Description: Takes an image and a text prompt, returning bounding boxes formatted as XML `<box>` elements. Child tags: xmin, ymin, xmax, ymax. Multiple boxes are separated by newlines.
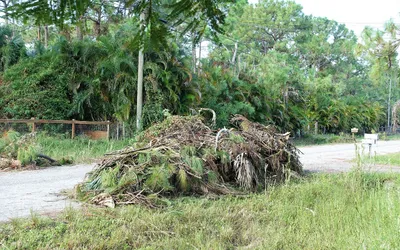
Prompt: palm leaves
<box><xmin>0</xmin><ymin>26</ymin><xmax>25</xmax><ymax>71</ymax></box>
<box><xmin>96</xmin><ymin>35</ymin><xmax>137</xmax><ymax>122</ymax></box>
<box><xmin>9</xmin><ymin>0</ymin><xmax>91</xmax><ymax>27</ymax></box>
<box><xmin>60</xmin><ymin>22</ymin><xmax>197</xmax><ymax>126</ymax></box>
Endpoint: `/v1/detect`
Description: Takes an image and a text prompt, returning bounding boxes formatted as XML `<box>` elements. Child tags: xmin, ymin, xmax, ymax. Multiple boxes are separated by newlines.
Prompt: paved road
<box><xmin>0</xmin><ymin>164</ymin><xmax>94</xmax><ymax>222</ymax></box>
<box><xmin>0</xmin><ymin>140</ymin><xmax>399</xmax><ymax>222</ymax></box>
<box><xmin>300</xmin><ymin>140</ymin><xmax>400</xmax><ymax>173</ymax></box>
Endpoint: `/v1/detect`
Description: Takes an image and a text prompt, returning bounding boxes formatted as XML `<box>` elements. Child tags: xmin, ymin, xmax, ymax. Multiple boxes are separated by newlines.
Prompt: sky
<box><xmin>248</xmin><ymin>0</ymin><xmax>400</xmax><ymax>37</ymax></box>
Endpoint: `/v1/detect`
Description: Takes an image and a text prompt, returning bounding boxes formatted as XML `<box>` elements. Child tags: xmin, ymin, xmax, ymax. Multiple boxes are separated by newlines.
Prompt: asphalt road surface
<box><xmin>0</xmin><ymin>140</ymin><xmax>399</xmax><ymax>222</ymax></box>
<box><xmin>0</xmin><ymin>164</ymin><xmax>94</xmax><ymax>222</ymax></box>
<box><xmin>300</xmin><ymin>140</ymin><xmax>400</xmax><ymax>173</ymax></box>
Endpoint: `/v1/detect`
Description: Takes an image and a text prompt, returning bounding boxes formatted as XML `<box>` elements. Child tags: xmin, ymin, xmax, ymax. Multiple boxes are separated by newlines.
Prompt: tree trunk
<box><xmin>231</xmin><ymin>41</ymin><xmax>238</xmax><ymax>65</ymax></box>
<box><xmin>44</xmin><ymin>25</ymin><xmax>49</xmax><ymax>47</ymax></box>
<box><xmin>92</xmin><ymin>8</ymin><xmax>102</xmax><ymax>37</ymax></box>
<box><xmin>76</xmin><ymin>16</ymin><xmax>84</xmax><ymax>40</ymax></box>
<box><xmin>76</xmin><ymin>25</ymin><xmax>83</xmax><ymax>40</ymax></box>
<box><xmin>192</xmin><ymin>35</ymin><xmax>197</xmax><ymax>74</ymax></box>
<box><xmin>4</xmin><ymin>9</ymin><xmax>8</xmax><ymax>25</ymax></box>
<box><xmin>94</xmin><ymin>21</ymin><xmax>101</xmax><ymax>37</ymax></box>
<box><xmin>237</xmin><ymin>54</ymin><xmax>241</xmax><ymax>77</ymax></box>
<box><xmin>2</xmin><ymin>0</ymin><xmax>8</xmax><ymax>25</ymax></box>
<box><xmin>116</xmin><ymin>123</ymin><xmax>119</xmax><ymax>140</ymax></box>
<box><xmin>387</xmin><ymin>73</ymin><xmax>392</xmax><ymax>131</ymax></box>
<box><xmin>123</xmin><ymin>122</ymin><xmax>126</xmax><ymax>139</ymax></box>
<box><xmin>391</xmin><ymin>100</ymin><xmax>400</xmax><ymax>133</ymax></box>
<box><xmin>197</xmin><ymin>38</ymin><xmax>202</xmax><ymax>73</ymax></box>
<box><xmin>37</xmin><ymin>25</ymin><xmax>41</xmax><ymax>41</ymax></box>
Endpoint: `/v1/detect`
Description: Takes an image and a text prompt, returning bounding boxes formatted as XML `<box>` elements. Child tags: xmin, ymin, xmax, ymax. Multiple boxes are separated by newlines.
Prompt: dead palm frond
<box><xmin>79</xmin><ymin>114</ymin><xmax>302</xmax><ymax>207</ymax></box>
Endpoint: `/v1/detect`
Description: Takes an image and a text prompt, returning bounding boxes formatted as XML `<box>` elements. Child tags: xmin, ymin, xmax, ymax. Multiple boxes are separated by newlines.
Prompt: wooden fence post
<box><xmin>71</xmin><ymin>119</ymin><xmax>76</xmax><ymax>139</ymax></box>
<box><xmin>31</xmin><ymin>117</ymin><xmax>36</xmax><ymax>133</ymax></box>
<box><xmin>0</xmin><ymin>118</ymin><xmax>111</xmax><ymax>140</ymax></box>
<box><xmin>107</xmin><ymin>121</ymin><xmax>110</xmax><ymax>140</ymax></box>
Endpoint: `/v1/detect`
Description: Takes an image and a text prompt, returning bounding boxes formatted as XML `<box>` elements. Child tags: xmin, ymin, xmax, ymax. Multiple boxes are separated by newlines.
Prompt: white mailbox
<box><xmin>362</xmin><ymin>133</ymin><xmax>378</xmax><ymax>156</ymax></box>
<box><xmin>362</xmin><ymin>133</ymin><xmax>378</xmax><ymax>145</ymax></box>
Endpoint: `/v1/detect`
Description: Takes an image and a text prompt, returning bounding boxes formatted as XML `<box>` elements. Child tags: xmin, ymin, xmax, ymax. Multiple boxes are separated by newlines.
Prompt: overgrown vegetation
<box><xmin>33</xmin><ymin>134</ymin><xmax>130</xmax><ymax>163</ymax></box>
<box><xmin>0</xmin><ymin>0</ymin><xmax>398</xmax><ymax>135</ymax></box>
<box><xmin>0</xmin><ymin>131</ymin><xmax>44</xmax><ymax>169</ymax></box>
<box><xmin>2</xmin><ymin>172</ymin><xmax>400</xmax><ymax>249</ymax></box>
<box><xmin>0</xmin><ymin>131</ymin><xmax>131</xmax><ymax>170</ymax></box>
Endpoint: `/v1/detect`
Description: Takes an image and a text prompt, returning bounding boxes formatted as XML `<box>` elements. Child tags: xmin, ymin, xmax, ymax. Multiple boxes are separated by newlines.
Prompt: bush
<box><xmin>0</xmin><ymin>54</ymin><xmax>72</xmax><ymax>119</ymax></box>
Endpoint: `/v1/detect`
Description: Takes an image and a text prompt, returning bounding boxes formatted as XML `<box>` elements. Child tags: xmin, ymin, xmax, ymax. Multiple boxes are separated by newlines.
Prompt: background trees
<box><xmin>0</xmin><ymin>0</ymin><xmax>397</xmax><ymax>135</ymax></box>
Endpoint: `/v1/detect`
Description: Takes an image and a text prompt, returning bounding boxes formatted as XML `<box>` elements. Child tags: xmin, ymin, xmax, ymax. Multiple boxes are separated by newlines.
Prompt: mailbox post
<box><xmin>351</xmin><ymin>128</ymin><xmax>358</xmax><ymax>139</ymax></box>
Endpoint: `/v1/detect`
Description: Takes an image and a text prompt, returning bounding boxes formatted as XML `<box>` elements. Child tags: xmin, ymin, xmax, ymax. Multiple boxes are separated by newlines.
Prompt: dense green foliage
<box><xmin>2</xmin><ymin>172</ymin><xmax>400</xmax><ymax>249</ymax></box>
<box><xmin>1</xmin><ymin>53</ymin><xmax>72</xmax><ymax>119</ymax></box>
<box><xmin>0</xmin><ymin>0</ymin><xmax>399</xmax><ymax>134</ymax></box>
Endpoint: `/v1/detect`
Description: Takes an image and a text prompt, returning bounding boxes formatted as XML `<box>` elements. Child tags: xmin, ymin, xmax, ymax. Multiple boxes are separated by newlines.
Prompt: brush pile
<box><xmin>78</xmin><ymin>115</ymin><xmax>302</xmax><ymax>207</ymax></box>
<box><xmin>0</xmin><ymin>132</ymin><xmax>36</xmax><ymax>170</ymax></box>
<box><xmin>0</xmin><ymin>131</ymin><xmax>60</xmax><ymax>170</ymax></box>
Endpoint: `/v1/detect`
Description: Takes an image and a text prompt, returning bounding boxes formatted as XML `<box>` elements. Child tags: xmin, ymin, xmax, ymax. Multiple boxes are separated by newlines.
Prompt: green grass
<box><xmin>0</xmin><ymin>133</ymin><xmax>133</xmax><ymax>165</ymax></box>
<box><xmin>293</xmin><ymin>133</ymin><xmax>355</xmax><ymax>146</ymax></box>
<box><xmin>2</xmin><ymin>172</ymin><xmax>400</xmax><ymax>249</ymax></box>
<box><xmin>365</xmin><ymin>152</ymin><xmax>400</xmax><ymax>166</ymax></box>
<box><xmin>384</xmin><ymin>134</ymin><xmax>400</xmax><ymax>141</ymax></box>
<box><xmin>36</xmin><ymin>134</ymin><xmax>132</xmax><ymax>163</ymax></box>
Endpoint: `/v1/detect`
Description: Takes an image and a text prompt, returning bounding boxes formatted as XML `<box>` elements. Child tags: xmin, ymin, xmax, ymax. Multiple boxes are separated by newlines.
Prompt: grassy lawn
<box><xmin>384</xmin><ymin>134</ymin><xmax>400</xmax><ymax>141</ymax></box>
<box><xmin>36</xmin><ymin>135</ymin><xmax>132</xmax><ymax>163</ymax></box>
<box><xmin>2</xmin><ymin>171</ymin><xmax>400</xmax><ymax>249</ymax></box>
<box><xmin>0</xmin><ymin>133</ymin><xmax>132</xmax><ymax>165</ymax></box>
<box><xmin>367</xmin><ymin>152</ymin><xmax>400</xmax><ymax>166</ymax></box>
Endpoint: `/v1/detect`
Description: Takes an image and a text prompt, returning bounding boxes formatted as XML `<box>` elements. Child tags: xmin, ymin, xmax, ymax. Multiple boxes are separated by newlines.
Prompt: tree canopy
<box><xmin>0</xmin><ymin>0</ymin><xmax>398</xmax><ymax>135</ymax></box>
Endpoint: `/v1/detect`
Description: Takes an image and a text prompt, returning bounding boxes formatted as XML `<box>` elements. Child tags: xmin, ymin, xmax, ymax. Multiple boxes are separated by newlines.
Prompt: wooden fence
<box><xmin>0</xmin><ymin>118</ymin><xmax>111</xmax><ymax>140</ymax></box>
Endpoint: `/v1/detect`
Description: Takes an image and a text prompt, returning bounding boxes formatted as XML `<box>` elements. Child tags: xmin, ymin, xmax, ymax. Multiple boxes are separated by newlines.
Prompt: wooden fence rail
<box><xmin>0</xmin><ymin>118</ymin><xmax>111</xmax><ymax>140</ymax></box>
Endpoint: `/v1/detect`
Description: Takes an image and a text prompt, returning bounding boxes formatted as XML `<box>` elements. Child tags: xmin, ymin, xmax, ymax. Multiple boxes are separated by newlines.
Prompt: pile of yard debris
<box><xmin>78</xmin><ymin>115</ymin><xmax>303</xmax><ymax>208</ymax></box>
<box><xmin>0</xmin><ymin>131</ymin><xmax>59</xmax><ymax>170</ymax></box>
